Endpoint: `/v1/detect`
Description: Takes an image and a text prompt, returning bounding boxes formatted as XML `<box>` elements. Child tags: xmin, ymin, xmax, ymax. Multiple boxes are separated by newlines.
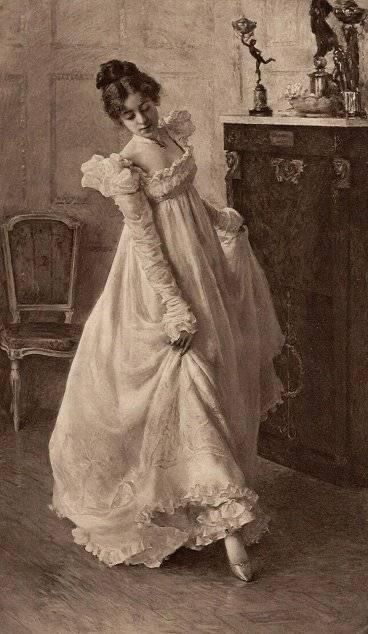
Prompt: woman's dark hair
<box><xmin>96</xmin><ymin>59</ymin><xmax>161</xmax><ymax>121</ymax></box>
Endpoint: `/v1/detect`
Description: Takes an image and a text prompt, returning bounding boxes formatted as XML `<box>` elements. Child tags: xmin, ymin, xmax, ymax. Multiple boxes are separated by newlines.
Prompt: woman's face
<box><xmin>119</xmin><ymin>92</ymin><xmax>159</xmax><ymax>139</ymax></box>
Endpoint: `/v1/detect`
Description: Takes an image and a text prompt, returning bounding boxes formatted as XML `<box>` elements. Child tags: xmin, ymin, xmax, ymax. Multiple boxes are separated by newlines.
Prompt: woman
<box><xmin>49</xmin><ymin>60</ymin><xmax>285</xmax><ymax>582</ymax></box>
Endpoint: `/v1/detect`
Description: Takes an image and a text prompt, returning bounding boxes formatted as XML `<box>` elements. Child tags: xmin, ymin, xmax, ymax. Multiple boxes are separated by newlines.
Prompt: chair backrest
<box><xmin>1</xmin><ymin>213</ymin><xmax>81</xmax><ymax>323</ymax></box>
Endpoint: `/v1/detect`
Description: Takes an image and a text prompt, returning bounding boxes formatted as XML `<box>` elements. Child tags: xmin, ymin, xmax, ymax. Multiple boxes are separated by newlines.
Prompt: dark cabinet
<box><xmin>223</xmin><ymin>116</ymin><xmax>368</xmax><ymax>487</ymax></box>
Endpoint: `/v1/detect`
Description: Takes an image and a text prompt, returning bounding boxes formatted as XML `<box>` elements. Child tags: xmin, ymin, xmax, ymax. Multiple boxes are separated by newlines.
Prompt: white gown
<box><xmin>49</xmin><ymin>111</ymin><xmax>285</xmax><ymax>567</ymax></box>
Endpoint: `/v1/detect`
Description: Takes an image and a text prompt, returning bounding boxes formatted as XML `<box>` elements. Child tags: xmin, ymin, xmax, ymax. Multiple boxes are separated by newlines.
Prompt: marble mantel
<box><xmin>220</xmin><ymin>114</ymin><xmax>368</xmax><ymax>127</ymax></box>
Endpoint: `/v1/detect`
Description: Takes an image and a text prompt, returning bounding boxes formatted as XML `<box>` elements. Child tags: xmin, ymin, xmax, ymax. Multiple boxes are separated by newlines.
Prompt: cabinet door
<box><xmin>233</xmin><ymin>151</ymin><xmax>350</xmax><ymax>483</ymax></box>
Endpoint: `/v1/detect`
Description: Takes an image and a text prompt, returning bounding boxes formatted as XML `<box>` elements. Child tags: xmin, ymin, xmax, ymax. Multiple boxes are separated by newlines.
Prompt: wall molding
<box><xmin>50</xmin><ymin>73</ymin><xmax>93</xmax><ymax>205</ymax></box>
<box><xmin>265</xmin><ymin>0</ymin><xmax>300</xmax><ymax>46</ymax></box>
<box><xmin>0</xmin><ymin>1</ymin><xmax>27</xmax><ymax>48</ymax></box>
<box><xmin>0</xmin><ymin>73</ymin><xmax>27</xmax><ymax>206</ymax></box>
<box><xmin>50</xmin><ymin>0</ymin><xmax>125</xmax><ymax>49</ymax></box>
<box><xmin>141</xmin><ymin>0</ymin><xmax>214</xmax><ymax>51</ymax></box>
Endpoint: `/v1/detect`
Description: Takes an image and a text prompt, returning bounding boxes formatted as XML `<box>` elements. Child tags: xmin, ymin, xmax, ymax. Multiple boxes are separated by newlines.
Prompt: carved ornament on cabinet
<box><xmin>333</xmin><ymin>132</ymin><xmax>343</xmax><ymax>153</ymax></box>
<box><xmin>332</xmin><ymin>158</ymin><xmax>351</xmax><ymax>189</ymax></box>
<box><xmin>226</xmin><ymin>128</ymin><xmax>242</xmax><ymax>146</ymax></box>
<box><xmin>225</xmin><ymin>151</ymin><xmax>241</xmax><ymax>208</ymax></box>
<box><xmin>225</xmin><ymin>151</ymin><xmax>241</xmax><ymax>180</ymax></box>
<box><xmin>273</xmin><ymin>290</ymin><xmax>304</xmax><ymax>441</ymax></box>
<box><xmin>271</xmin><ymin>158</ymin><xmax>305</xmax><ymax>185</ymax></box>
<box><xmin>225</xmin><ymin>127</ymin><xmax>270</xmax><ymax>147</ymax></box>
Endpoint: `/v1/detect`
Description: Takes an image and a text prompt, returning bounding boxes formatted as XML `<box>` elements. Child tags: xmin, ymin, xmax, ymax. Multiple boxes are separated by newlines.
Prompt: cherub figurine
<box><xmin>244</xmin><ymin>38</ymin><xmax>276</xmax><ymax>84</ymax></box>
<box><xmin>232</xmin><ymin>16</ymin><xmax>275</xmax><ymax>85</ymax></box>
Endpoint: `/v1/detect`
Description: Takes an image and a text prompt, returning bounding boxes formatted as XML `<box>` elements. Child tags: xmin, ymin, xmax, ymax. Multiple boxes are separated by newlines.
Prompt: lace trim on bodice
<box><xmin>120</xmin><ymin>152</ymin><xmax>197</xmax><ymax>202</ymax></box>
<box><xmin>119</xmin><ymin>113</ymin><xmax>197</xmax><ymax>202</ymax></box>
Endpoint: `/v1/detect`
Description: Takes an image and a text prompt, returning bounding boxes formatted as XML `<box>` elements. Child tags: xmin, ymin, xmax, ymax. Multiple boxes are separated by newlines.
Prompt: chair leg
<box><xmin>10</xmin><ymin>358</ymin><xmax>21</xmax><ymax>432</ymax></box>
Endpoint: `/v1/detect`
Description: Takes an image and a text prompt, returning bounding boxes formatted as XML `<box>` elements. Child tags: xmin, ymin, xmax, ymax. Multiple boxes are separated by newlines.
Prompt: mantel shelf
<box><xmin>220</xmin><ymin>114</ymin><xmax>368</xmax><ymax>127</ymax></box>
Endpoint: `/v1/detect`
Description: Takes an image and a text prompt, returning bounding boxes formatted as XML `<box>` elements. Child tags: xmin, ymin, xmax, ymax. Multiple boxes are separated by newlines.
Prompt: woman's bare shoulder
<box><xmin>120</xmin><ymin>137</ymin><xmax>137</xmax><ymax>162</ymax></box>
<box><xmin>120</xmin><ymin>138</ymin><xmax>146</xmax><ymax>171</ymax></box>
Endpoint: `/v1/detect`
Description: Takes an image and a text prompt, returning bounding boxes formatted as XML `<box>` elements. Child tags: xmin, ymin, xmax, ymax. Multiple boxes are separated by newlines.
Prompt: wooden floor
<box><xmin>0</xmin><ymin>414</ymin><xmax>368</xmax><ymax>634</ymax></box>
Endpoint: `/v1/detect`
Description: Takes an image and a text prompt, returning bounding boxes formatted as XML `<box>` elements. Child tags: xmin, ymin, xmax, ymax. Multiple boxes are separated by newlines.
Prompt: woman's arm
<box><xmin>114</xmin><ymin>190</ymin><xmax>197</xmax><ymax>345</ymax></box>
<box><xmin>81</xmin><ymin>154</ymin><xmax>197</xmax><ymax>347</ymax></box>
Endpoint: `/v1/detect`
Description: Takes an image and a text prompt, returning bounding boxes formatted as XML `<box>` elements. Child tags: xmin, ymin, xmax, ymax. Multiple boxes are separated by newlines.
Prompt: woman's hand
<box><xmin>172</xmin><ymin>330</ymin><xmax>194</xmax><ymax>355</ymax></box>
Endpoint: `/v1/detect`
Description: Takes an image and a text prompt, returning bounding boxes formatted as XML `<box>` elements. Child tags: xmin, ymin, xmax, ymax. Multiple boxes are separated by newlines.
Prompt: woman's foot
<box><xmin>224</xmin><ymin>532</ymin><xmax>254</xmax><ymax>582</ymax></box>
<box><xmin>229</xmin><ymin>560</ymin><xmax>253</xmax><ymax>582</ymax></box>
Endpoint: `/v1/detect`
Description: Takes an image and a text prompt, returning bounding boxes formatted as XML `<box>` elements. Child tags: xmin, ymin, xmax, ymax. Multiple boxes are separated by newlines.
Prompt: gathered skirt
<box><xmin>49</xmin><ymin>186</ymin><xmax>285</xmax><ymax>567</ymax></box>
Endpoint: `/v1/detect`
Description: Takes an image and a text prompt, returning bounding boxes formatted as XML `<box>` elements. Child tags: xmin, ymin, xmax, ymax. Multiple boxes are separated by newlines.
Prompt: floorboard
<box><xmin>0</xmin><ymin>416</ymin><xmax>367</xmax><ymax>633</ymax></box>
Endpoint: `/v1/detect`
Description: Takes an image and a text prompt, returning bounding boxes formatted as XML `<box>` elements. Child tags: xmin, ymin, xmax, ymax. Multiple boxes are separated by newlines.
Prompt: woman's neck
<box><xmin>135</xmin><ymin>127</ymin><xmax>167</xmax><ymax>148</ymax></box>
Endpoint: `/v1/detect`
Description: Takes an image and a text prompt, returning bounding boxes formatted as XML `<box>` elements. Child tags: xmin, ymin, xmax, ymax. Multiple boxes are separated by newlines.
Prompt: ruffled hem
<box><xmin>71</xmin><ymin>526</ymin><xmax>187</xmax><ymax>568</ymax></box>
<box><xmin>50</xmin><ymin>481</ymin><xmax>269</xmax><ymax>568</ymax></box>
<box><xmin>49</xmin><ymin>339</ymin><xmax>284</xmax><ymax>569</ymax></box>
<box><xmin>136</xmin><ymin>482</ymin><xmax>258</xmax><ymax>527</ymax></box>
<box><xmin>187</xmin><ymin>500</ymin><xmax>270</xmax><ymax>549</ymax></box>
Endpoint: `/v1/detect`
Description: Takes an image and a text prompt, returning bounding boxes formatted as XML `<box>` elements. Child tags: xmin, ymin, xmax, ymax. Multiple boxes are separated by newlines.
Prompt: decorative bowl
<box><xmin>290</xmin><ymin>95</ymin><xmax>337</xmax><ymax>117</ymax></box>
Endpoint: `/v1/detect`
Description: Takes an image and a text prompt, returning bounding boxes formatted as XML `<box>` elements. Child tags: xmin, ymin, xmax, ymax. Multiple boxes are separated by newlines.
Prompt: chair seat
<box><xmin>0</xmin><ymin>322</ymin><xmax>83</xmax><ymax>353</ymax></box>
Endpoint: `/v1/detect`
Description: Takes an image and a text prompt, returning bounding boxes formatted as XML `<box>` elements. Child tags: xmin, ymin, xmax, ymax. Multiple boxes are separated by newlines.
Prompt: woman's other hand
<box><xmin>172</xmin><ymin>330</ymin><xmax>194</xmax><ymax>355</ymax></box>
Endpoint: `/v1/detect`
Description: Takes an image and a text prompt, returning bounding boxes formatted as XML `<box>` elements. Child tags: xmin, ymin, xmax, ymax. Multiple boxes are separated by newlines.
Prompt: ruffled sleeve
<box><xmin>202</xmin><ymin>199</ymin><xmax>245</xmax><ymax>235</ymax></box>
<box><xmin>81</xmin><ymin>153</ymin><xmax>140</xmax><ymax>197</ymax></box>
<box><xmin>161</xmin><ymin>110</ymin><xmax>196</xmax><ymax>144</ymax></box>
<box><xmin>81</xmin><ymin>152</ymin><xmax>197</xmax><ymax>343</ymax></box>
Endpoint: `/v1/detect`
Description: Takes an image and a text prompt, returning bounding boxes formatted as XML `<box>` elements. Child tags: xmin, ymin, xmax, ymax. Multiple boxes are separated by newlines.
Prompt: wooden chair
<box><xmin>0</xmin><ymin>213</ymin><xmax>83</xmax><ymax>431</ymax></box>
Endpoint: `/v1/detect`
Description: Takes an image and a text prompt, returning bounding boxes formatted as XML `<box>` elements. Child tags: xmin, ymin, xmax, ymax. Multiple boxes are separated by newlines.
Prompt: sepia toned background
<box><xmin>1</xmin><ymin>6</ymin><xmax>368</xmax><ymax>633</ymax></box>
<box><xmin>0</xmin><ymin>0</ymin><xmax>366</xmax><ymax>416</ymax></box>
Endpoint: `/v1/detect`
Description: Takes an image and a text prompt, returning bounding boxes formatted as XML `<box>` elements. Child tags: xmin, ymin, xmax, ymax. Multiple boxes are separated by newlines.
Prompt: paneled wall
<box><xmin>238</xmin><ymin>0</ymin><xmax>323</xmax><ymax>111</ymax></box>
<box><xmin>0</xmin><ymin>0</ymin><xmax>243</xmax><ymax>416</ymax></box>
<box><xmin>0</xmin><ymin>0</ymin><xmax>245</xmax><ymax>317</ymax></box>
<box><xmin>1</xmin><ymin>0</ymin><xmax>367</xmax><ymax>419</ymax></box>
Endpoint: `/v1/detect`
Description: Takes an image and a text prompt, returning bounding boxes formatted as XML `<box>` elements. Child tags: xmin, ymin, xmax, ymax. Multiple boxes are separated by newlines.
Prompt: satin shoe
<box><xmin>229</xmin><ymin>559</ymin><xmax>254</xmax><ymax>582</ymax></box>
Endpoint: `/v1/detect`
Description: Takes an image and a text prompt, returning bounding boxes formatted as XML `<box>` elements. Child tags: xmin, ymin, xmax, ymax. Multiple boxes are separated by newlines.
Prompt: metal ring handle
<box><xmin>282</xmin><ymin>342</ymin><xmax>304</xmax><ymax>400</ymax></box>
